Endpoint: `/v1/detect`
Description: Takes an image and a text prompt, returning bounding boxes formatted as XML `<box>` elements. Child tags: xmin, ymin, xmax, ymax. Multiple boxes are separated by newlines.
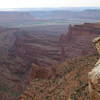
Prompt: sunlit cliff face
<box><xmin>88</xmin><ymin>37</ymin><xmax>100</xmax><ymax>100</ymax></box>
<box><xmin>88</xmin><ymin>62</ymin><xmax>100</xmax><ymax>100</ymax></box>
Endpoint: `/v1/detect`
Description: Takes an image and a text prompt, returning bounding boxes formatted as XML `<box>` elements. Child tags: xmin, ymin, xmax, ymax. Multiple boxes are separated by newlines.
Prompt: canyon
<box><xmin>0</xmin><ymin>22</ymin><xmax>100</xmax><ymax>100</ymax></box>
<box><xmin>18</xmin><ymin>23</ymin><xmax>100</xmax><ymax>100</ymax></box>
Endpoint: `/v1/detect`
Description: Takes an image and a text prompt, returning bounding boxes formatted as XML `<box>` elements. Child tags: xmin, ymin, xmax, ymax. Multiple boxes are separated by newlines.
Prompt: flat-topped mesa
<box><xmin>71</xmin><ymin>23</ymin><xmax>100</xmax><ymax>34</ymax></box>
<box><xmin>88</xmin><ymin>37</ymin><xmax>100</xmax><ymax>100</ymax></box>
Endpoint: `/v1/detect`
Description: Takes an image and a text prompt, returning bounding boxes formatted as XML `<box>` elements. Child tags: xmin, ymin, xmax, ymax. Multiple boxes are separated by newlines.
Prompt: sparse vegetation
<box><xmin>19</xmin><ymin>53</ymin><xmax>99</xmax><ymax>100</ymax></box>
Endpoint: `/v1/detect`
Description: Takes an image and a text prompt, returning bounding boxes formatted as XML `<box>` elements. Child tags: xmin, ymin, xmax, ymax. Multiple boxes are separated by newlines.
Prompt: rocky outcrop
<box><xmin>88</xmin><ymin>37</ymin><xmax>100</xmax><ymax>100</ymax></box>
<box><xmin>88</xmin><ymin>65</ymin><xmax>100</xmax><ymax>100</ymax></box>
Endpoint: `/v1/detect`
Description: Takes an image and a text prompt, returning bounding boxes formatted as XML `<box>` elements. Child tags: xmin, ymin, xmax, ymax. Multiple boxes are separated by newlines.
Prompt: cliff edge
<box><xmin>88</xmin><ymin>37</ymin><xmax>100</xmax><ymax>100</ymax></box>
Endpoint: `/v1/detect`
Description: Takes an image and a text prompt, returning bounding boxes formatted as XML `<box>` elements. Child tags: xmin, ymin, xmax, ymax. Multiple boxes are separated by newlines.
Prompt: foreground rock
<box><xmin>88</xmin><ymin>37</ymin><xmax>100</xmax><ymax>100</ymax></box>
<box><xmin>89</xmin><ymin>65</ymin><xmax>100</xmax><ymax>100</ymax></box>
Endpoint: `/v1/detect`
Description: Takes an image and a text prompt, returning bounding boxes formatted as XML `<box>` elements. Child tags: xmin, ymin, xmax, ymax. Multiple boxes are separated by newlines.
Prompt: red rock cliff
<box><xmin>60</xmin><ymin>23</ymin><xmax>100</xmax><ymax>61</ymax></box>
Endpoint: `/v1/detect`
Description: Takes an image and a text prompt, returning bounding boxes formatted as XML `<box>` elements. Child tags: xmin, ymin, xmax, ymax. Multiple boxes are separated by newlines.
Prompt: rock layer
<box><xmin>59</xmin><ymin>23</ymin><xmax>100</xmax><ymax>61</ymax></box>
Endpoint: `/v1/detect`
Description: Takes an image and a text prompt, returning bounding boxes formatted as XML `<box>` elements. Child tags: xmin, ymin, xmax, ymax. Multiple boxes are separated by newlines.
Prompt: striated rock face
<box><xmin>88</xmin><ymin>37</ymin><xmax>100</xmax><ymax>100</ymax></box>
<box><xmin>9</xmin><ymin>30</ymin><xmax>59</xmax><ymax>67</ymax></box>
<box><xmin>59</xmin><ymin>23</ymin><xmax>100</xmax><ymax>61</ymax></box>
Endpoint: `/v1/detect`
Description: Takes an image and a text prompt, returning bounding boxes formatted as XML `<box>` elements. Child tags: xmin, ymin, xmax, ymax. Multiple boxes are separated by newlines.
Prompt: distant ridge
<box><xmin>0</xmin><ymin>7</ymin><xmax>100</xmax><ymax>12</ymax></box>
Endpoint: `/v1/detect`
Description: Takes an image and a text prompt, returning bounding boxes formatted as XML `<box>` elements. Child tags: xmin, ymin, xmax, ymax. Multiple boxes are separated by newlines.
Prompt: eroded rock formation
<box><xmin>59</xmin><ymin>23</ymin><xmax>100</xmax><ymax>60</ymax></box>
<box><xmin>88</xmin><ymin>37</ymin><xmax>100</xmax><ymax>100</ymax></box>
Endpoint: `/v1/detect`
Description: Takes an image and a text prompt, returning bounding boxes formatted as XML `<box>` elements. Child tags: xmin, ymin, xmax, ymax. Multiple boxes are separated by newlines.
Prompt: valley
<box><xmin>0</xmin><ymin>9</ymin><xmax>100</xmax><ymax>100</ymax></box>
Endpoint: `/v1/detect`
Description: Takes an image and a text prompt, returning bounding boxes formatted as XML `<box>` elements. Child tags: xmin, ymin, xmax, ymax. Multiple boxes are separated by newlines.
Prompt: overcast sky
<box><xmin>0</xmin><ymin>0</ymin><xmax>100</xmax><ymax>9</ymax></box>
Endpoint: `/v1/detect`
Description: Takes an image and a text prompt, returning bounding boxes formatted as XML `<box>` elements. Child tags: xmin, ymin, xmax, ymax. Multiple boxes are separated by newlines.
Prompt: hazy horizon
<box><xmin>0</xmin><ymin>7</ymin><xmax>100</xmax><ymax>11</ymax></box>
<box><xmin>0</xmin><ymin>0</ymin><xmax>100</xmax><ymax>10</ymax></box>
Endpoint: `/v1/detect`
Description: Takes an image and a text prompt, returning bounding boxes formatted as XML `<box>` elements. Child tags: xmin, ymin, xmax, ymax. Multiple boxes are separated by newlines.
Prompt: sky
<box><xmin>0</xmin><ymin>0</ymin><xmax>100</xmax><ymax>9</ymax></box>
